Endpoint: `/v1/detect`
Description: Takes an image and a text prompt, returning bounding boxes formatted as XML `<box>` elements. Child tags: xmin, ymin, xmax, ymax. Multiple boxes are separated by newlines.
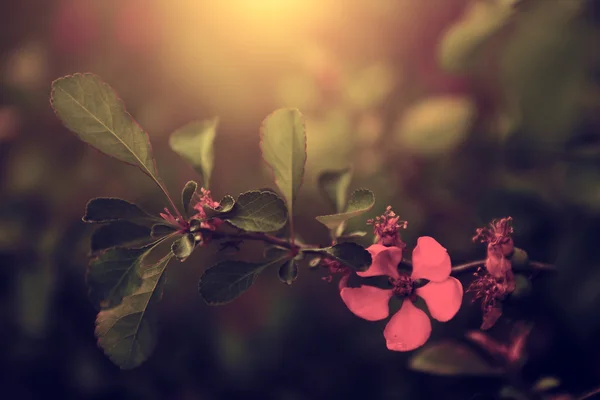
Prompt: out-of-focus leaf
<box><xmin>312</xmin><ymin>242</ymin><xmax>372</xmax><ymax>272</ymax></box>
<box><xmin>224</xmin><ymin>191</ymin><xmax>287</xmax><ymax>232</ymax></box>
<box><xmin>199</xmin><ymin>257</ymin><xmax>289</xmax><ymax>305</ymax></box>
<box><xmin>315</xmin><ymin>189</ymin><xmax>375</xmax><ymax>230</ymax></box>
<box><xmin>344</xmin><ymin>62</ymin><xmax>395</xmax><ymax>110</ymax></box>
<box><xmin>51</xmin><ymin>74</ymin><xmax>163</xmax><ymax>187</ymax></box>
<box><xmin>394</xmin><ymin>96</ymin><xmax>476</xmax><ymax>157</ymax></box>
<box><xmin>438</xmin><ymin>0</ymin><xmax>520</xmax><ymax>74</ymax></box>
<box><xmin>90</xmin><ymin>221</ymin><xmax>151</xmax><ymax>252</ymax></box>
<box><xmin>501</xmin><ymin>1</ymin><xmax>591</xmax><ymax>155</ymax></box>
<box><xmin>317</xmin><ymin>166</ymin><xmax>353</xmax><ymax>213</ymax></box>
<box><xmin>532</xmin><ymin>377</ymin><xmax>561</xmax><ymax>393</ymax></box>
<box><xmin>181</xmin><ymin>180</ymin><xmax>198</xmax><ymax>217</ymax></box>
<box><xmin>169</xmin><ymin>118</ymin><xmax>218</xmax><ymax>188</ymax></box>
<box><xmin>410</xmin><ymin>341</ymin><xmax>504</xmax><ymax>377</ymax></box>
<box><xmin>83</xmin><ymin>197</ymin><xmax>156</xmax><ymax>224</ymax></box>
<box><xmin>260</xmin><ymin>108</ymin><xmax>307</xmax><ymax>219</ymax></box>
<box><xmin>95</xmin><ymin>253</ymin><xmax>173</xmax><ymax>369</ymax></box>
<box><xmin>171</xmin><ymin>234</ymin><xmax>195</xmax><ymax>262</ymax></box>
<box><xmin>278</xmin><ymin>260</ymin><xmax>298</xmax><ymax>285</ymax></box>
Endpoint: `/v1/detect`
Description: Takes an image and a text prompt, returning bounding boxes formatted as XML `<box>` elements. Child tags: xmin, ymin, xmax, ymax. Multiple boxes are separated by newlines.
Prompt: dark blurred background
<box><xmin>2</xmin><ymin>0</ymin><xmax>600</xmax><ymax>399</ymax></box>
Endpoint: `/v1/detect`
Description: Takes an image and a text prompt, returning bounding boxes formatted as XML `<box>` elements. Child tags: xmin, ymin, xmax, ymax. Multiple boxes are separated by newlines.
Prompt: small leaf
<box><xmin>181</xmin><ymin>180</ymin><xmax>198</xmax><ymax>217</ymax></box>
<box><xmin>90</xmin><ymin>221</ymin><xmax>152</xmax><ymax>253</ymax></box>
<box><xmin>224</xmin><ymin>190</ymin><xmax>288</xmax><ymax>232</ymax></box>
<box><xmin>171</xmin><ymin>234</ymin><xmax>195</xmax><ymax>262</ymax></box>
<box><xmin>203</xmin><ymin>195</ymin><xmax>235</xmax><ymax>219</ymax></box>
<box><xmin>169</xmin><ymin>118</ymin><xmax>218</xmax><ymax>188</ymax></box>
<box><xmin>199</xmin><ymin>257</ymin><xmax>288</xmax><ymax>305</ymax></box>
<box><xmin>151</xmin><ymin>224</ymin><xmax>177</xmax><ymax>237</ymax></box>
<box><xmin>260</xmin><ymin>108</ymin><xmax>307</xmax><ymax>219</ymax></box>
<box><xmin>83</xmin><ymin>197</ymin><xmax>156</xmax><ymax>224</ymax></box>
<box><xmin>317</xmin><ymin>166</ymin><xmax>353</xmax><ymax>213</ymax></box>
<box><xmin>51</xmin><ymin>74</ymin><xmax>163</xmax><ymax>188</ymax></box>
<box><xmin>95</xmin><ymin>254</ymin><xmax>173</xmax><ymax>369</ymax></box>
<box><xmin>315</xmin><ymin>189</ymin><xmax>375</xmax><ymax>230</ymax></box>
<box><xmin>409</xmin><ymin>341</ymin><xmax>504</xmax><ymax>377</ymax></box>
<box><xmin>87</xmin><ymin>246</ymin><xmax>150</xmax><ymax>309</ymax></box>
<box><xmin>317</xmin><ymin>242</ymin><xmax>372</xmax><ymax>272</ymax></box>
<box><xmin>278</xmin><ymin>260</ymin><xmax>298</xmax><ymax>285</ymax></box>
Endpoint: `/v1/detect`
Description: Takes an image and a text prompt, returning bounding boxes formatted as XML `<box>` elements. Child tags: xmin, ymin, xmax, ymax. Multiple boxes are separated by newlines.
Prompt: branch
<box><xmin>401</xmin><ymin>258</ymin><xmax>556</xmax><ymax>276</ymax></box>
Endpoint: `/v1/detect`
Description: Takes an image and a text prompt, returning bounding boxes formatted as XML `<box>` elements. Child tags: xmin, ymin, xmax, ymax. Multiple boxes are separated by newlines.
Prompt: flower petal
<box><xmin>358</xmin><ymin>244</ymin><xmax>402</xmax><ymax>278</ymax></box>
<box><xmin>416</xmin><ymin>277</ymin><xmax>463</xmax><ymax>322</ymax></box>
<box><xmin>411</xmin><ymin>236</ymin><xmax>451</xmax><ymax>282</ymax></box>
<box><xmin>384</xmin><ymin>300</ymin><xmax>431</xmax><ymax>351</ymax></box>
<box><xmin>340</xmin><ymin>285</ymin><xmax>392</xmax><ymax>321</ymax></box>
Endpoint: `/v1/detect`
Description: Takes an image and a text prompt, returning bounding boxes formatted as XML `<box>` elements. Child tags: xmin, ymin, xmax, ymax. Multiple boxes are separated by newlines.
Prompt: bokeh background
<box><xmin>2</xmin><ymin>0</ymin><xmax>600</xmax><ymax>399</ymax></box>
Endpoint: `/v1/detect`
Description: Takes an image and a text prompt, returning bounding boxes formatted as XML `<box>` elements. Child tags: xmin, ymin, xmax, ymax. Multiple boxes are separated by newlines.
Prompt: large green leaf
<box><xmin>95</xmin><ymin>253</ymin><xmax>173</xmax><ymax>369</ymax></box>
<box><xmin>223</xmin><ymin>190</ymin><xmax>287</xmax><ymax>232</ymax></box>
<box><xmin>315</xmin><ymin>189</ymin><xmax>375</xmax><ymax>230</ymax></box>
<box><xmin>409</xmin><ymin>341</ymin><xmax>504</xmax><ymax>377</ymax></box>
<box><xmin>199</xmin><ymin>256</ymin><xmax>289</xmax><ymax>305</ymax></box>
<box><xmin>169</xmin><ymin>118</ymin><xmax>218</xmax><ymax>188</ymax></box>
<box><xmin>317</xmin><ymin>166</ymin><xmax>353</xmax><ymax>213</ymax></box>
<box><xmin>87</xmin><ymin>246</ymin><xmax>150</xmax><ymax>310</ymax></box>
<box><xmin>83</xmin><ymin>197</ymin><xmax>157</xmax><ymax>224</ymax></box>
<box><xmin>260</xmin><ymin>108</ymin><xmax>307</xmax><ymax>219</ymax></box>
<box><xmin>90</xmin><ymin>221</ymin><xmax>152</xmax><ymax>253</ymax></box>
<box><xmin>51</xmin><ymin>74</ymin><xmax>163</xmax><ymax>188</ymax></box>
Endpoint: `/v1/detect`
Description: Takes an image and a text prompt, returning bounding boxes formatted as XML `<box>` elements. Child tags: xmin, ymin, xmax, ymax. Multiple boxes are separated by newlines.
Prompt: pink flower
<box><xmin>340</xmin><ymin>237</ymin><xmax>463</xmax><ymax>351</ymax></box>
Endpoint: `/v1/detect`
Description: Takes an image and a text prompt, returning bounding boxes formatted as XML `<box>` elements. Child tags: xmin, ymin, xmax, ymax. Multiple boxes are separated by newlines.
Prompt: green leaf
<box><xmin>199</xmin><ymin>257</ymin><xmax>288</xmax><ymax>305</ymax></box>
<box><xmin>95</xmin><ymin>253</ymin><xmax>173</xmax><ymax>369</ymax></box>
<box><xmin>202</xmin><ymin>195</ymin><xmax>235</xmax><ymax>219</ymax></box>
<box><xmin>260</xmin><ymin>108</ymin><xmax>307</xmax><ymax>219</ymax></box>
<box><xmin>316</xmin><ymin>242</ymin><xmax>372</xmax><ymax>272</ymax></box>
<box><xmin>83</xmin><ymin>197</ymin><xmax>156</xmax><ymax>224</ymax></box>
<box><xmin>169</xmin><ymin>118</ymin><xmax>218</xmax><ymax>188</ymax></box>
<box><xmin>409</xmin><ymin>341</ymin><xmax>504</xmax><ymax>377</ymax></box>
<box><xmin>90</xmin><ymin>221</ymin><xmax>152</xmax><ymax>253</ymax></box>
<box><xmin>151</xmin><ymin>224</ymin><xmax>177</xmax><ymax>237</ymax></box>
<box><xmin>171</xmin><ymin>234</ymin><xmax>195</xmax><ymax>262</ymax></box>
<box><xmin>51</xmin><ymin>74</ymin><xmax>163</xmax><ymax>188</ymax></box>
<box><xmin>315</xmin><ymin>189</ymin><xmax>375</xmax><ymax>230</ymax></box>
<box><xmin>278</xmin><ymin>260</ymin><xmax>298</xmax><ymax>285</ymax></box>
<box><xmin>181</xmin><ymin>180</ymin><xmax>198</xmax><ymax>217</ymax></box>
<box><xmin>223</xmin><ymin>190</ymin><xmax>288</xmax><ymax>232</ymax></box>
<box><xmin>87</xmin><ymin>246</ymin><xmax>150</xmax><ymax>309</ymax></box>
<box><xmin>317</xmin><ymin>166</ymin><xmax>353</xmax><ymax>213</ymax></box>
<box><xmin>438</xmin><ymin>0</ymin><xmax>519</xmax><ymax>74</ymax></box>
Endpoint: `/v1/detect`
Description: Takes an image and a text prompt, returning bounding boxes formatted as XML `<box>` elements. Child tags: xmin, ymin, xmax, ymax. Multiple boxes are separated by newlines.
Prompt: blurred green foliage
<box><xmin>2</xmin><ymin>0</ymin><xmax>600</xmax><ymax>398</ymax></box>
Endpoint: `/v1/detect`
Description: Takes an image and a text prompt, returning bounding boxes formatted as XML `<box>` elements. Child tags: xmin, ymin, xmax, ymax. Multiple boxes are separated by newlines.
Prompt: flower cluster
<box><xmin>468</xmin><ymin>217</ymin><xmax>516</xmax><ymax>330</ymax></box>
<box><xmin>366</xmin><ymin>206</ymin><xmax>408</xmax><ymax>247</ymax></box>
<box><xmin>328</xmin><ymin>207</ymin><xmax>463</xmax><ymax>352</ymax></box>
<box><xmin>160</xmin><ymin>187</ymin><xmax>223</xmax><ymax>245</ymax></box>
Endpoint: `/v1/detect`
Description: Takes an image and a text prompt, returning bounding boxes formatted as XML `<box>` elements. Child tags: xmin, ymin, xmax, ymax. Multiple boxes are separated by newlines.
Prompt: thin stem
<box><xmin>158</xmin><ymin>181</ymin><xmax>182</xmax><ymax>219</ymax></box>
<box><xmin>578</xmin><ymin>386</ymin><xmax>600</xmax><ymax>400</ymax></box>
<box><xmin>401</xmin><ymin>258</ymin><xmax>556</xmax><ymax>276</ymax></box>
<box><xmin>198</xmin><ymin>228</ymin><xmax>295</xmax><ymax>251</ymax></box>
